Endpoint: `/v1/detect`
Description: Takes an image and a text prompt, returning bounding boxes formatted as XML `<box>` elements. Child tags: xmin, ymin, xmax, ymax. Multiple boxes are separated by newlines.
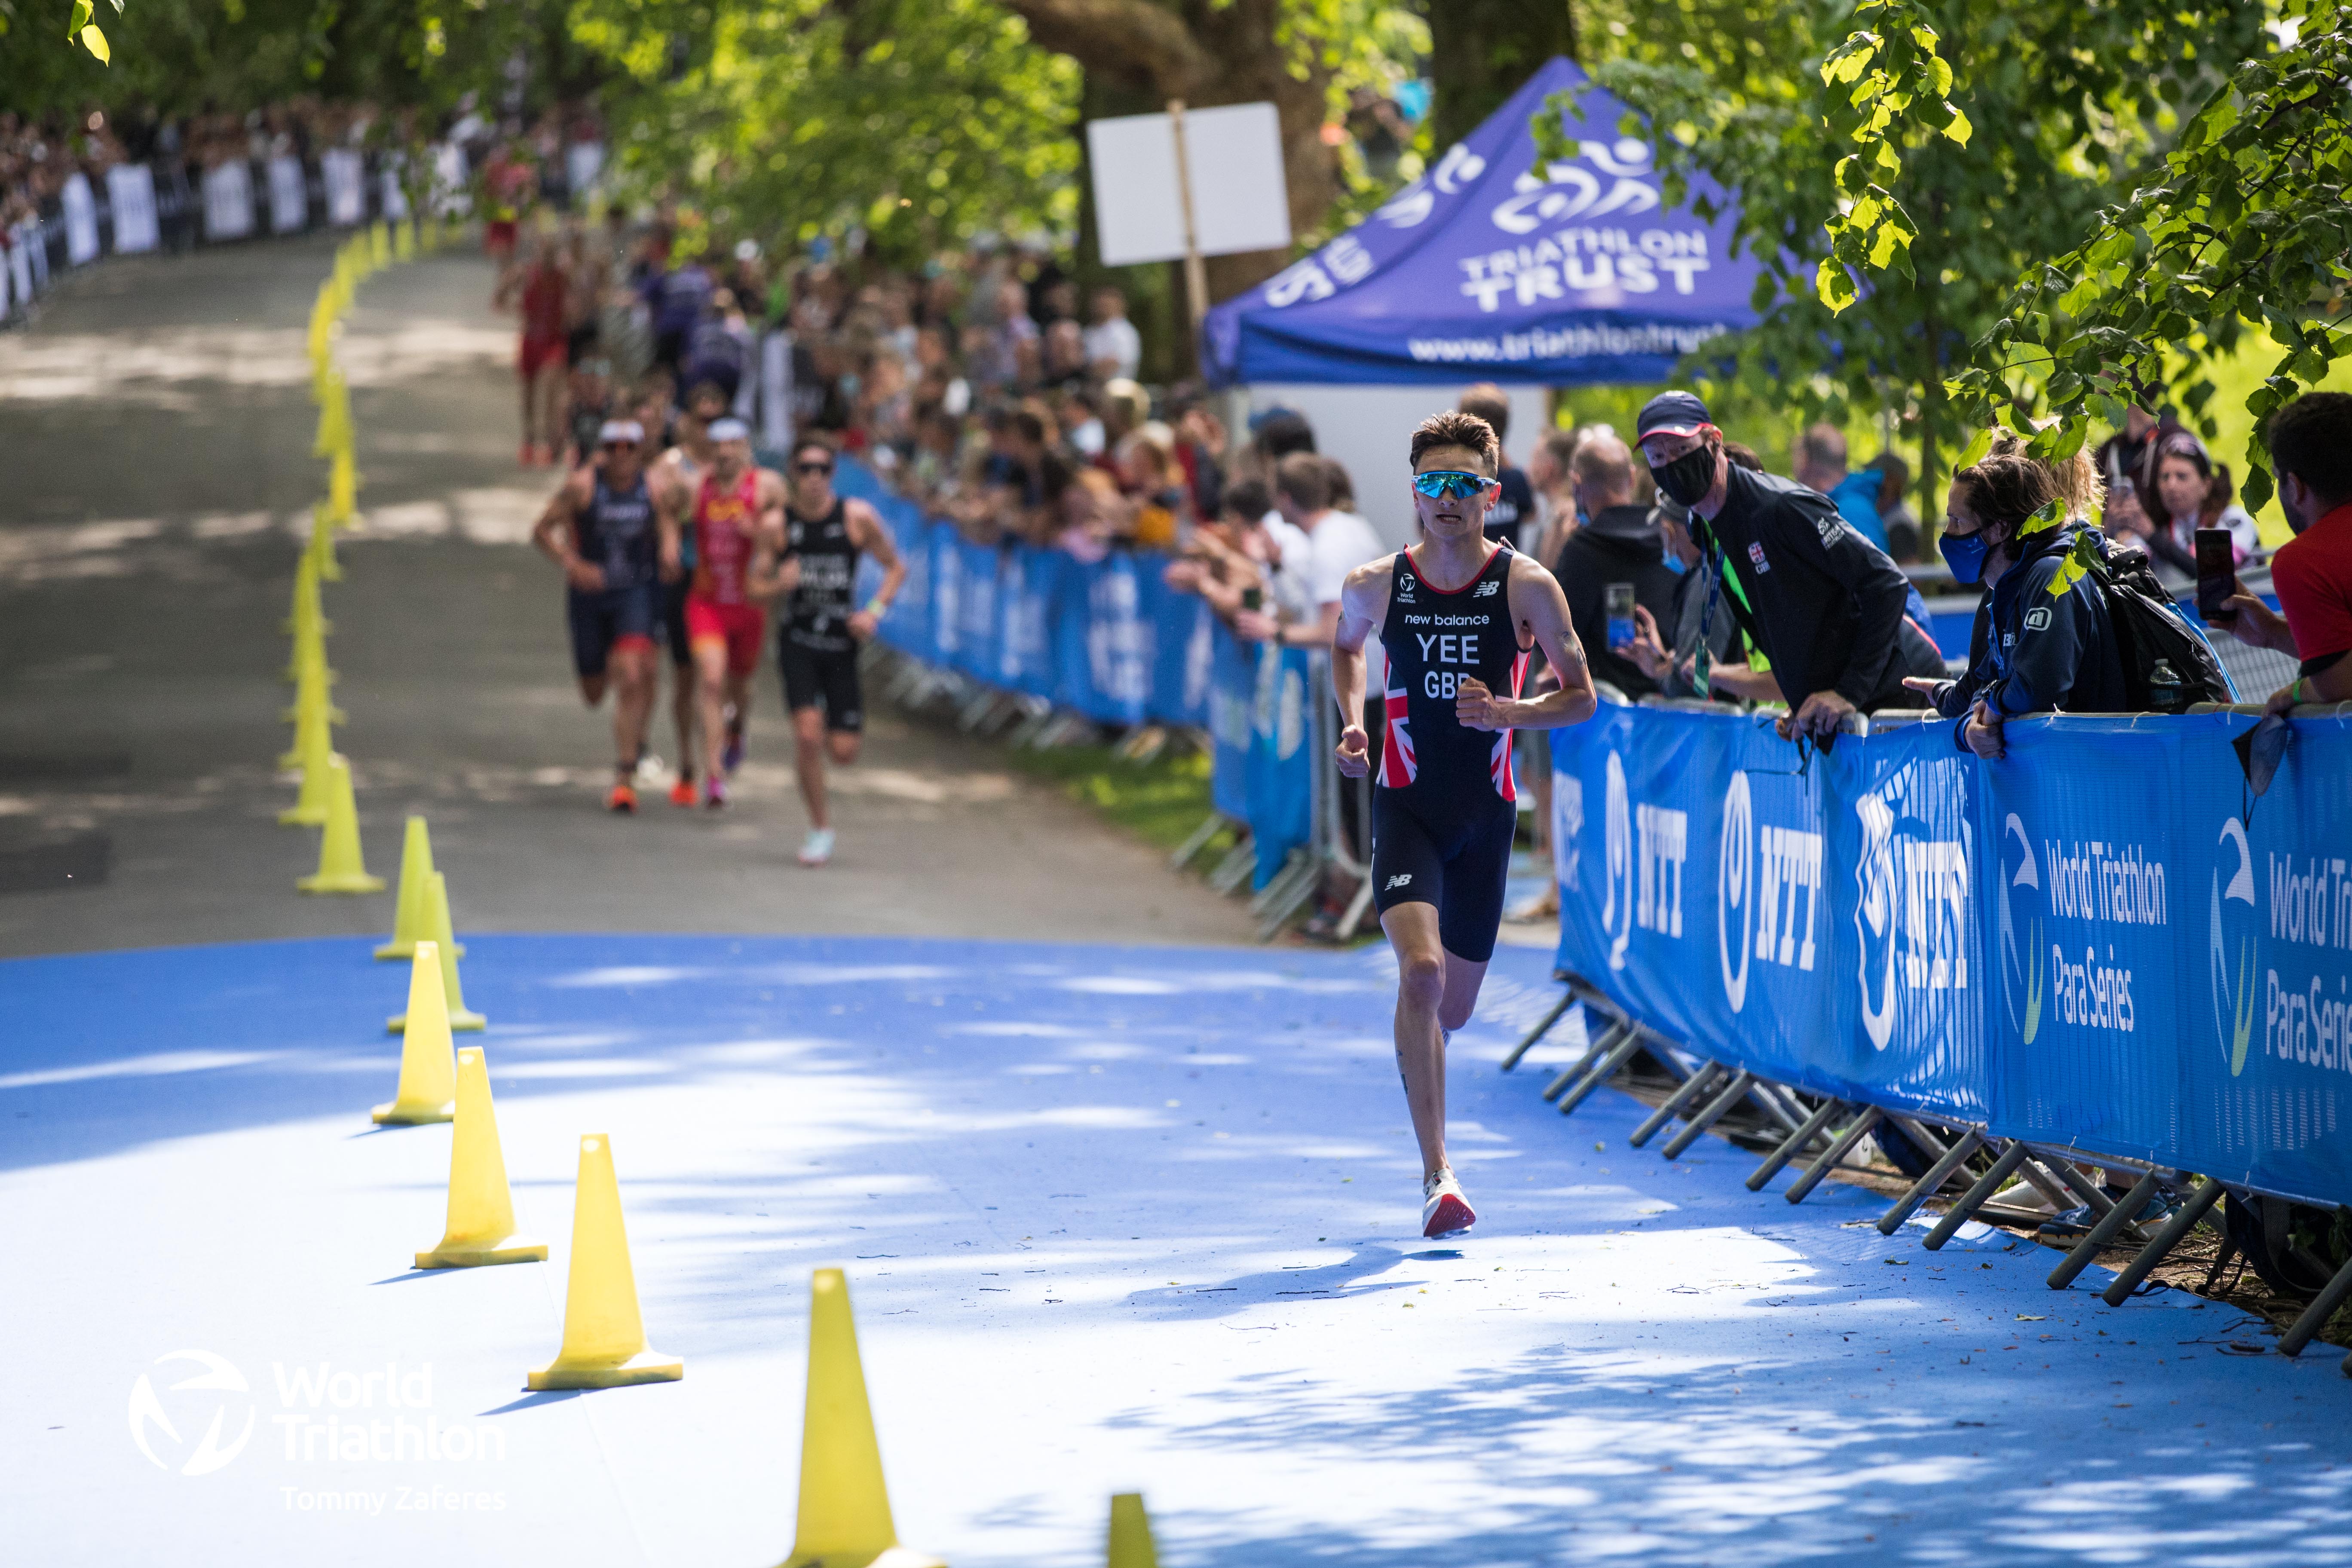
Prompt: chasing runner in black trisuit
<box><xmin>1332</xmin><ymin>410</ymin><xmax>1597</xmax><ymax>1237</ymax></box>
<box><xmin>530</xmin><ymin>419</ymin><xmax>685</xmax><ymax>812</ymax></box>
<box><xmin>776</xmin><ymin>437</ymin><xmax>905</xmax><ymax>866</ymax></box>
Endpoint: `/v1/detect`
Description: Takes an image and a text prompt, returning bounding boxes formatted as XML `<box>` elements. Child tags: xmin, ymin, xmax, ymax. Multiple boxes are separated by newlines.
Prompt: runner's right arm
<box><xmin>1329</xmin><ymin>556</ymin><xmax>1393</xmax><ymax>779</ymax></box>
<box><xmin>531</xmin><ymin>474</ymin><xmax>603</xmax><ymax>591</ymax></box>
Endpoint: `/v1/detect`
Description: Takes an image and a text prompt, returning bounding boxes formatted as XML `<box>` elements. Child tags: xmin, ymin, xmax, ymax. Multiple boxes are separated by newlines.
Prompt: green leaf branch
<box><xmin>1813</xmin><ymin>0</ymin><xmax>1968</xmax><ymax>313</ymax></box>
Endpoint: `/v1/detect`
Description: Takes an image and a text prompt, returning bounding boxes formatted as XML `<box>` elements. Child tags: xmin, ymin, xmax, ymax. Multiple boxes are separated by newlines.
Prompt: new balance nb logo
<box><xmin>1472</xmin><ymin>580</ymin><xmax>1500</xmax><ymax>597</ymax></box>
<box><xmin>1384</xmin><ymin>873</ymin><xmax>1413</xmax><ymax>891</ymax></box>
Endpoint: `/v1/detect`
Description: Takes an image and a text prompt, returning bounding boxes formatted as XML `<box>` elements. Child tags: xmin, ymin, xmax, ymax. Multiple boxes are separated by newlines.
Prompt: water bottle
<box><xmin>2147</xmin><ymin>658</ymin><xmax>2183</xmax><ymax>714</ymax></box>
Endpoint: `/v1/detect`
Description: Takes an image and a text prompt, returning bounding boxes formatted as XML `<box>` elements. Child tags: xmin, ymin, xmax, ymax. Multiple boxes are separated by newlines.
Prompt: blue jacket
<box><xmin>1929</xmin><ymin>523</ymin><xmax>2131</xmax><ymax>749</ymax></box>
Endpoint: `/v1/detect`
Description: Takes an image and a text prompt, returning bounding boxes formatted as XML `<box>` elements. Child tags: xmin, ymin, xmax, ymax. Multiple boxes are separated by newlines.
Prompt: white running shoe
<box><xmin>1421</xmin><ymin>1168</ymin><xmax>1476</xmax><ymax>1238</ymax></box>
<box><xmin>634</xmin><ymin>751</ymin><xmax>667</xmax><ymax>788</ymax></box>
<box><xmin>798</xmin><ymin>828</ymin><xmax>836</xmax><ymax>867</ymax></box>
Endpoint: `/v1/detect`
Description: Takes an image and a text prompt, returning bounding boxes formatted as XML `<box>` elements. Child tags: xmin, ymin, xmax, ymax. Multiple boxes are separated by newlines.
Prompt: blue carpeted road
<box><xmin>4</xmin><ymin>934</ymin><xmax>2348</xmax><ymax>1565</ymax></box>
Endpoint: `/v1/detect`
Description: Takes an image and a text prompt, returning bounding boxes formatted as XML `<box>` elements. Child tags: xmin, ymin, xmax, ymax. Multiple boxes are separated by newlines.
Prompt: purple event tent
<box><xmin>1201</xmin><ymin>57</ymin><xmax>1762</xmax><ymax>386</ymax></box>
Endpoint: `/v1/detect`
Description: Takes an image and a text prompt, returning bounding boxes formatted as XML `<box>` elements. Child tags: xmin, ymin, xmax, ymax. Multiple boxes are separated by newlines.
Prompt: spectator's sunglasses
<box><xmin>601</xmin><ymin>439</ymin><xmax>640</xmax><ymax>453</ymax></box>
<box><xmin>794</xmin><ymin>459</ymin><xmax>835</xmax><ymax>476</ymax></box>
<box><xmin>1412</xmin><ymin>469</ymin><xmax>1499</xmax><ymax>501</ymax></box>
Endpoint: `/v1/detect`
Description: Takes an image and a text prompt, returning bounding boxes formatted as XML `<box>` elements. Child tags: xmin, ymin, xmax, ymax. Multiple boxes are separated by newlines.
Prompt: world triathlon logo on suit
<box><xmin>1716</xmin><ymin>771</ymin><xmax>1824</xmax><ymax>1016</ymax></box>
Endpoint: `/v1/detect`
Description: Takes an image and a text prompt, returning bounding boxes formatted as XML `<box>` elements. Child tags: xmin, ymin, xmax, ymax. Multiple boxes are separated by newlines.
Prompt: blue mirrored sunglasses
<box><xmin>1412</xmin><ymin>469</ymin><xmax>1497</xmax><ymax>501</ymax></box>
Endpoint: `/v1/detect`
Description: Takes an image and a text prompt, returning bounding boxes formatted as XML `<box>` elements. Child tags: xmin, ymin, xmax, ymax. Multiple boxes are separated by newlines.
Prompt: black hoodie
<box><xmin>1926</xmin><ymin>522</ymin><xmax>2131</xmax><ymax>748</ymax></box>
<box><xmin>1552</xmin><ymin>504</ymin><xmax>1683</xmax><ymax>698</ymax></box>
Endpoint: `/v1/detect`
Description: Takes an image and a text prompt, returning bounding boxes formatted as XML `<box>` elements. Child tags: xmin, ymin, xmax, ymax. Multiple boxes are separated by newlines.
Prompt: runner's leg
<box><xmin>692</xmin><ymin>638</ymin><xmax>730</xmax><ymax>794</ymax></box>
<box><xmin>790</xmin><ymin>707</ymin><xmax>829</xmax><ymax>829</ymax></box>
<box><xmin>1381</xmin><ymin>900</ymin><xmax>1452</xmax><ymax>1179</ymax></box>
<box><xmin>610</xmin><ymin>640</ymin><xmax>655</xmax><ymax>772</ymax></box>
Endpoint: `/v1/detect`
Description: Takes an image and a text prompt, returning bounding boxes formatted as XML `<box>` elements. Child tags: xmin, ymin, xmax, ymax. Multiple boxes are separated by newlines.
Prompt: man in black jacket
<box><xmin>1635</xmin><ymin>391</ymin><xmax>1938</xmax><ymax>740</ymax></box>
<box><xmin>1548</xmin><ymin>431</ymin><xmax>1681</xmax><ymax>698</ymax></box>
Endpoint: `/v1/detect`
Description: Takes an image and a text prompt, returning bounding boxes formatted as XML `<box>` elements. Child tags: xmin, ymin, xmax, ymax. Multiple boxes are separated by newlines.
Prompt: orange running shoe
<box><xmin>667</xmin><ymin>777</ymin><xmax>697</xmax><ymax>808</ymax></box>
<box><xmin>606</xmin><ymin>781</ymin><xmax>637</xmax><ymax>814</ymax></box>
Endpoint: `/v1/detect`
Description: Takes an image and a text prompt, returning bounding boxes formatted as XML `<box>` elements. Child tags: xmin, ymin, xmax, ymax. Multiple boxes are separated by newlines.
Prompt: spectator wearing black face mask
<box><xmin>1633</xmin><ymin>390</ymin><xmax>1943</xmax><ymax>741</ymax></box>
<box><xmin>2219</xmin><ymin>391</ymin><xmax>2352</xmax><ymax>714</ymax></box>
<box><xmin>1902</xmin><ymin>452</ymin><xmax>2129</xmax><ymax>758</ymax></box>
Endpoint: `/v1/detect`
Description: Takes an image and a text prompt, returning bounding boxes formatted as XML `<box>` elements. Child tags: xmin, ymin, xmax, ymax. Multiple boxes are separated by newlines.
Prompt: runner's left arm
<box><xmin>1456</xmin><ymin>555</ymin><xmax>1596</xmax><ymax>732</ymax></box>
<box><xmin>652</xmin><ymin>470</ymin><xmax>685</xmax><ymax>582</ymax></box>
<box><xmin>744</xmin><ymin>470</ymin><xmax>799</xmax><ymax>602</ymax></box>
<box><xmin>846</xmin><ymin>499</ymin><xmax>906</xmax><ymax>641</ymax></box>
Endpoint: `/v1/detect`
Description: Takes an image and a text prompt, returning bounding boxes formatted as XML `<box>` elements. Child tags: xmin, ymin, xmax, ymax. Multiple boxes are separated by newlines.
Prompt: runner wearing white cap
<box><xmin>530</xmin><ymin>419</ymin><xmax>685</xmax><ymax>811</ymax></box>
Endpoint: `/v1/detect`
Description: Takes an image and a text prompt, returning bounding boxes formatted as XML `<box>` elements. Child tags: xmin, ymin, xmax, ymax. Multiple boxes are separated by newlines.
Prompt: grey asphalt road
<box><xmin>0</xmin><ymin>235</ymin><xmax>1256</xmax><ymax>956</ymax></box>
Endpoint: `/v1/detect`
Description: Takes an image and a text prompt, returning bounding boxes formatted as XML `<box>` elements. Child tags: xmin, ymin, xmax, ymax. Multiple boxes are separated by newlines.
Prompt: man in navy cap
<box><xmin>1634</xmin><ymin>390</ymin><xmax>1942</xmax><ymax>740</ymax></box>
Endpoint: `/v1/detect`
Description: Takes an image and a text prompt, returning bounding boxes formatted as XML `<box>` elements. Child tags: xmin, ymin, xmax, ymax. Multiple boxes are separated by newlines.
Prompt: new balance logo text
<box><xmin>1385</xmin><ymin>873</ymin><xmax>1413</xmax><ymax>891</ymax></box>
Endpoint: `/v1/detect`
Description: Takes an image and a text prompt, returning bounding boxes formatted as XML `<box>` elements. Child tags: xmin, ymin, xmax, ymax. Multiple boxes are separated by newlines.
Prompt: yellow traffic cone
<box><xmin>372</xmin><ymin>940</ymin><xmax>456</xmax><ymax>1124</ymax></box>
<box><xmin>525</xmin><ymin>1134</ymin><xmax>684</xmax><ymax>1390</ymax></box>
<box><xmin>280</xmin><ymin>630</ymin><xmax>343</xmax><ymax>730</ymax></box>
<box><xmin>297</xmin><ymin>755</ymin><xmax>386</xmax><ymax>893</ymax></box>
<box><xmin>395</xmin><ymin>220</ymin><xmax>416</xmax><ymax>263</ymax></box>
<box><xmin>278</xmin><ymin>729</ymin><xmax>336</xmax><ymax>825</ymax></box>
<box><xmin>377</xmin><ymin>817</ymin><xmax>464</xmax><ymax>960</ymax></box>
<box><xmin>1107</xmin><ymin>1495</ymin><xmax>1157</xmax><ymax>1568</ymax></box>
<box><xmin>278</xmin><ymin>649</ymin><xmax>340</xmax><ymax>774</ymax></box>
<box><xmin>777</xmin><ymin>1269</ymin><xmax>945</xmax><ymax>1568</ymax></box>
<box><xmin>414</xmin><ymin>1046</ymin><xmax>545</xmax><ymax>1267</ymax></box>
<box><xmin>307</xmin><ymin>502</ymin><xmax>344</xmax><ymax>582</ymax></box>
<box><xmin>328</xmin><ymin>448</ymin><xmax>358</xmax><ymax>525</ymax></box>
<box><xmin>371</xmin><ymin>220</ymin><xmax>390</xmax><ymax>269</ymax></box>
<box><xmin>282</xmin><ymin>552</ymin><xmax>332</xmax><ymax>641</ymax></box>
<box><xmin>387</xmin><ymin>872</ymin><xmax>484</xmax><ymax>1030</ymax></box>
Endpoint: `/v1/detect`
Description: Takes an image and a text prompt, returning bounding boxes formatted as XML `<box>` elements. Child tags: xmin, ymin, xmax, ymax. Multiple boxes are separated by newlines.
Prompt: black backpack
<box><xmin>2076</xmin><ymin>539</ymin><xmax>2236</xmax><ymax>711</ymax></box>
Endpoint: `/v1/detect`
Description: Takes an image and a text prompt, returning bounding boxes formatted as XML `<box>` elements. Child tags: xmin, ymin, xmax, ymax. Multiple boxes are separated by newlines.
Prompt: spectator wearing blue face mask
<box><xmin>1903</xmin><ymin>451</ymin><xmax>2130</xmax><ymax>757</ymax></box>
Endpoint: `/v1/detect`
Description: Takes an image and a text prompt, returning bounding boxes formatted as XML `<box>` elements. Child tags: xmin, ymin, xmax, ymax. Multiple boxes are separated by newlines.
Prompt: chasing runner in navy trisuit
<box><xmin>530</xmin><ymin>419</ymin><xmax>685</xmax><ymax>812</ymax></box>
<box><xmin>776</xmin><ymin>437</ymin><xmax>905</xmax><ymax>866</ymax></box>
<box><xmin>1331</xmin><ymin>410</ymin><xmax>1597</xmax><ymax>1237</ymax></box>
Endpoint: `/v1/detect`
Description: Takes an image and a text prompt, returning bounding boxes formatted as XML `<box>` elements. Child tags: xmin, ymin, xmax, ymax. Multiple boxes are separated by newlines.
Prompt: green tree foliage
<box><xmin>1539</xmin><ymin>0</ymin><xmax>2270</xmax><ymax>509</ymax></box>
<box><xmin>1903</xmin><ymin>0</ymin><xmax>2351</xmax><ymax>511</ymax></box>
<box><xmin>1</xmin><ymin>0</ymin><xmax>554</xmax><ymax>123</ymax></box>
<box><xmin>573</xmin><ymin>0</ymin><xmax>1081</xmax><ymax>264</ymax></box>
<box><xmin>1426</xmin><ymin>0</ymin><xmax>1577</xmax><ymax>153</ymax></box>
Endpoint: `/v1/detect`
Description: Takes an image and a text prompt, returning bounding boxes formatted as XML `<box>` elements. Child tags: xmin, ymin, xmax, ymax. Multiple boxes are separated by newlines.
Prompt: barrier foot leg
<box><xmin>1879</xmin><ymin>1129</ymin><xmax>1986</xmax><ymax>1235</ymax></box>
<box><xmin>2047</xmin><ymin>1158</ymin><xmax>2146</xmax><ymax>1243</ymax></box>
<box><xmin>1206</xmin><ymin>838</ymin><xmax>1256</xmax><ymax>896</ymax></box>
<box><xmin>1540</xmin><ymin>1018</ymin><xmax>1618</xmax><ymax>1102</ymax></box>
<box><xmin>1333</xmin><ymin>876</ymin><xmax>1375</xmax><ymax>943</ymax></box>
<box><xmin>2046</xmin><ymin>1169</ymin><xmax>2164</xmax><ymax>1290</ymax></box>
<box><xmin>2101</xmin><ymin>1176</ymin><xmax>2228</xmax><ymax>1307</ymax></box>
<box><xmin>1629</xmin><ymin>1063</ymin><xmax>1720</xmax><ymax>1149</ymax></box>
<box><xmin>1170</xmin><ymin>812</ymin><xmax>1227</xmax><ymax>872</ymax></box>
<box><xmin>1746</xmin><ymin>1097</ymin><xmax>1843</xmax><ymax>1193</ymax></box>
<box><xmin>2279</xmin><ymin>1231</ymin><xmax>2352</xmax><ymax>1356</ymax></box>
<box><xmin>1923</xmin><ymin>1142</ymin><xmax>2030</xmax><ymax>1250</ymax></box>
<box><xmin>1502</xmin><ymin>991</ymin><xmax>1577</xmax><ymax>1074</ymax></box>
<box><xmin>1784</xmin><ymin>1106</ymin><xmax>1884</xmax><ymax>1204</ymax></box>
<box><xmin>1660</xmin><ymin>1070</ymin><xmax>1754</xmax><ymax>1161</ymax></box>
<box><xmin>2012</xmin><ymin>1152</ymin><xmax>2079</xmax><ymax>1214</ymax></box>
<box><xmin>1558</xmin><ymin>1026</ymin><xmax>1648</xmax><ymax>1117</ymax></box>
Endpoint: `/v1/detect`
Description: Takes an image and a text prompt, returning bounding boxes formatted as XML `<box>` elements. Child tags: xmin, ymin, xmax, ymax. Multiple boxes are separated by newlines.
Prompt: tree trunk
<box><xmin>1001</xmin><ymin>0</ymin><xmax>1338</xmax><ymax>305</ymax></box>
<box><xmin>1426</xmin><ymin>0</ymin><xmax>1579</xmax><ymax>153</ymax></box>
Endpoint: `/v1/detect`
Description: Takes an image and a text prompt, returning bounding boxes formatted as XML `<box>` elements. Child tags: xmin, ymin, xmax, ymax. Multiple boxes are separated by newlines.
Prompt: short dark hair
<box><xmin>1458</xmin><ymin>383</ymin><xmax>1510</xmax><ymax>444</ymax></box>
<box><xmin>1012</xmin><ymin>410</ymin><xmax>1048</xmax><ymax>446</ymax></box>
<box><xmin>2266</xmin><ymin>392</ymin><xmax>2352</xmax><ymax>506</ymax></box>
<box><xmin>791</xmin><ymin>437</ymin><xmax>836</xmax><ymax>467</ymax></box>
<box><xmin>1410</xmin><ymin>410</ymin><xmax>1499</xmax><ymax>473</ymax></box>
<box><xmin>1320</xmin><ymin>456</ymin><xmax>1356</xmax><ymax>511</ymax></box>
<box><xmin>1222</xmin><ymin>478</ymin><xmax>1271</xmax><ymax>523</ymax></box>
<box><xmin>1255</xmin><ymin>410</ymin><xmax>1317</xmax><ymax>461</ymax></box>
<box><xmin>686</xmin><ymin>380</ymin><xmax>729</xmax><ymax>411</ymax></box>
<box><xmin>1274</xmin><ymin>452</ymin><xmax>1333</xmax><ymax>513</ymax></box>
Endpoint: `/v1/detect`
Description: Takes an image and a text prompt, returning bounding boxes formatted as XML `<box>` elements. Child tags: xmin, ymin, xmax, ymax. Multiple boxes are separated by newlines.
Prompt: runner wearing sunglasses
<box><xmin>529</xmin><ymin>420</ymin><xmax>686</xmax><ymax>812</ymax></box>
<box><xmin>1330</xmin><ymin>410</ymin><xmax>1598</xmax><ymax>1237</ymax></box>
<box><xmin>776</xmin><ymin>437</ymin><xmax>905</xmax><ymax>866</ymax></box>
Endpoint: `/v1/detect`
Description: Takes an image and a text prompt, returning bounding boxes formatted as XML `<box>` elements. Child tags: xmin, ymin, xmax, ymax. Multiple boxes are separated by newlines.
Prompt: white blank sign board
<box><xmin>1088</xmin><ymin>102</ymin><xmax>1290</xmax><ymax>266</ymax></box>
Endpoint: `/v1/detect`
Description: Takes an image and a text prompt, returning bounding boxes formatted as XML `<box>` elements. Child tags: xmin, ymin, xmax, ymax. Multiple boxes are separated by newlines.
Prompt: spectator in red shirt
<box><xmin>2221</xmin><ymin>392</ymin><xmax>2352</xmax><ymax>713</ymax></box>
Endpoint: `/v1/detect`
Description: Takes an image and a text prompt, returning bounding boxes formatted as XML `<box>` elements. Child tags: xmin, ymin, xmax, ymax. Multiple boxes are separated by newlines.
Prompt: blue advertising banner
<box><xmin>1208</xmin><ymin>626</ymin><xmax>1256</xmax><ymax>821</ymax></box>
<box><xmin>1550</xmin><ymin>706</ymin><xmax>2352</xmax><ymax>1205</ymax></box>
<box><xmin>1246</xmin><ymin>645</ymin><xmax>1314</xmax><ymax>889</ymax></box>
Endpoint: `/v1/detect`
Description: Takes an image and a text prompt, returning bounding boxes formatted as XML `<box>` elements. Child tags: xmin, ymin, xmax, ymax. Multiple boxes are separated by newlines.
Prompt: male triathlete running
<box><xmin>530</xmin><ymin>419</ymin><xmax>684</xmax><ymax>811</ymax></box>
<box><xmin>683</xmin><ymin>418</ymin><xmax>790</xmax><ymax>808</ymax></box>
<box><xmin>776</xmin><ymin>437</ymin><xmax>905</xmax><ymax>866</ymax></box>
<box><xmin>650</xmin><ymin>380</ymin><xmax>730</xmax><ymax>805</ymax></box>
<box><xmin>1332</xmin><ymin>410</ymin><xmax>1598</xmax><ymax>1237</ymax></box>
